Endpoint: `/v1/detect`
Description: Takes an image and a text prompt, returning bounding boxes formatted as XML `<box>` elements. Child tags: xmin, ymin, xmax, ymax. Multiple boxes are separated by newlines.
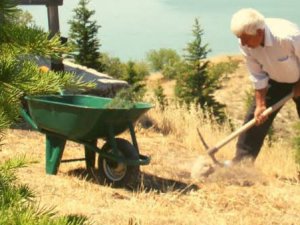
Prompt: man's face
<box><xmin>238</xmin><ymin>29</ymin><xmax>264</xmax><ymax>48</ymax></box>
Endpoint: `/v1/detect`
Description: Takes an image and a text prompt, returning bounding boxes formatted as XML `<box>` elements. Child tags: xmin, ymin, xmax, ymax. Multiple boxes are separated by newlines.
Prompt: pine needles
<box><xmin>106</xmin><ymin>85</ymin><xmax>143</xmax><ymax>109</ymax></box>
<box><xmin>0</xmin><ymin>158</ymin><xmax>90</xmax><ymax>225</ymax></box>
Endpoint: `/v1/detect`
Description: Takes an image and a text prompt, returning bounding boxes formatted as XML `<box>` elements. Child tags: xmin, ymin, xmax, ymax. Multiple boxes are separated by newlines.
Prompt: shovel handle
<box><xmin>208</xmin><ymin>92</ymin><xmax>293</xmax><ymax>155</ymax></box>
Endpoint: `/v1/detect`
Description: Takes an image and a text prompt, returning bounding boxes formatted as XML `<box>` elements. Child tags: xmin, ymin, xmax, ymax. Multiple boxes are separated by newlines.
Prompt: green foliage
<box><xmin>107</xmin><ymin>84</ymin><xmax>144</xmax><ymax>109</ymax></box>
<box><xmin>101</xmin><ymin>54</ymin><xmax>149</xmax><ymax>102</ymax></box>
<box><xmin>101</xmin><ymin>53</ymin><xmax>149</xmax><ymax>83</ymax></box>
<box><xmin>146</xmin><ymin>48</ymin><xmax>181</xmax><ymax>72</ymax></box>
<box><xmin>106</xmin><ymin>60</ymin><xmax>150</xmax><ymax>108</ymax></box>
<box><xmin>101</xmin><ymin>54</ymin><xmax>149</xmax><ymax>103</ymax></box>
<box><xmin>8</xmin><ymin>9</ymin><xmax>34</xmax><ymax>26</ymax></box>
<box><xmin>0</xmin><ymin>53</ymin><xmax>94</xmax><ymax>129</ymax></box>
<box><xmin>175</xmin><ymin>18</ymin><xmax>226</xmax><ymax>123</ymax></box>
<box><xmin>68</xmin><ymin>0</ymin><xmax>103</xmax><ymax>71</ymax></box>
<box><xmin>208</xmin><ymin>58</ymin><xmax>240</xmax><ymax>80</ymax></box>
<box><xmin>0</xmin><ymin>0</ymin><xmax>19</xmax><ymax>24</ymax></box>
<box><xmin>124</xmin><ymin>61</ymin><xmax>147</xmax><ymax>99</ymax></box>
<box><xmin>1</xmin><ymin>25</ymin><xmax>71</xmax><ymax>59</ymax></box>
<box><xmin>0</xmin><ymin>157</ymin><xmax>90</xmax><ymax>225</ymax></box>
<box><xmin>124</xmin><ymin>61</ymin><xmax>147</xmax><ymax>85</ymax></box>
<box><xmin>154</xmin><ymin>85</ymin><xmax>167</xmax><ymax>110</ymax></box>
<box><xmin>100</xmin><ymin>53</ymin><xmax>127</xmax><ymax>79</ymax></box>
<box><xmin>0</xmin><ymin>0</ymin><xmax>94</xmax><ymax>131</ymax></box>
<box><xmin>131</xmin><ymin>61</ymin><xmax>150</xmax><ymax>80</ymax></box>
<box><xmin>161</xmin><ymin>60</ymin><xmax>186</xmax><ymax>80</ymax></box>
<box><xmin>183</xmin><ymin>18</ymin><xmax>210</xmax><ymax>63</ymax></box>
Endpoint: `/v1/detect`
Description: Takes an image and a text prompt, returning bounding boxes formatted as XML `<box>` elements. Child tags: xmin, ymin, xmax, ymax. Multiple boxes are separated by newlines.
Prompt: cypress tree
<box><xmin>68</xmin><ymin>0</ymin><xmax>103</xmax><ymax>71</ymax></box>
<box><xmin>175</xmin><ymin>18</ymin><xmax>226</xmax><ymax>123</ymax></box>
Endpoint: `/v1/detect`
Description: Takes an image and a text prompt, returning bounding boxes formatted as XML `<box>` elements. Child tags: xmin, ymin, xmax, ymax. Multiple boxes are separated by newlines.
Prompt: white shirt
<box><xmin>240</xmin><ymin>18</ymin><xmax>300</xmax><ymax>90</ymax></box>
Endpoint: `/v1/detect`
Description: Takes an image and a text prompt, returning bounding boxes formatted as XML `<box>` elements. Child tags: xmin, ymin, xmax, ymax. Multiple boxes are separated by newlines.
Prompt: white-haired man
<box><xmin>230</xmin><ymin>8</ymin><xmax>300</xmax><ymax>163</ymax></box>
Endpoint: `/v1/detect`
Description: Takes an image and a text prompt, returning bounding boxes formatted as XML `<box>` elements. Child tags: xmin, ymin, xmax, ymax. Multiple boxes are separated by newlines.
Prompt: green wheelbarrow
<box><xmin>20</xmin><ymin>94</ymin><xmax>152</xmax><ymax>188</ymax></box>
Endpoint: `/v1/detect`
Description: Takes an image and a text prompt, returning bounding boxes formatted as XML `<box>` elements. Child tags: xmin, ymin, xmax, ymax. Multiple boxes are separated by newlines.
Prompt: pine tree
<box><xmin>68</xmin><ymin>0</ymin><xmax>103</xmax><ymax>71</ymax></box>
<box><xmin>175</xmin><ymin>18</ymin><xmax>226</xmax><ymax>123</ymax></box>
<box><xmin>0</xmin><ymin>1</ymin><xmax>93</xmax><ymax>134</ymax></box>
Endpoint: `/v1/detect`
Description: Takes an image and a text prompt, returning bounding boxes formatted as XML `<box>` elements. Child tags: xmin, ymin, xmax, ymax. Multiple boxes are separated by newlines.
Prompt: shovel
<box><xmin>197</xmin><ymin>92</ymin><xmax>294</xmax><ymax>165</ymax></box>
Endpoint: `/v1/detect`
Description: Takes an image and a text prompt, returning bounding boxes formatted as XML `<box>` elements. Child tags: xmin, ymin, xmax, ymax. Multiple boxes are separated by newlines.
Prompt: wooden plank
<box><xmin>18</xmin><ymin>0</ymin><xmax>63</xmax><ymax>5</ymax></box>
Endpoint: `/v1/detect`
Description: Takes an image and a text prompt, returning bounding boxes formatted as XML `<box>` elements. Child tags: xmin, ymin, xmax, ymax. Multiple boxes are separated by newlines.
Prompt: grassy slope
<box><xmin>147</xmin><ymin>54</ymin><xmax>299</xmax><ymax>139</ymax></box>
<box><xmin>2</xmin><ymin>127</ymin><xmax>300</xmax><ymax>225</ymax></box>
<box><xmin>1</xmin><ymin>54</ymin><xmax>299</xmax><ymax>225</ymax></box>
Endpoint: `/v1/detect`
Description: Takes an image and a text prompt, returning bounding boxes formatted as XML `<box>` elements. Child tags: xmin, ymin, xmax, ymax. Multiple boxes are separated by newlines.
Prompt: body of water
<box><xmin>20</xmin><ymin>0</ymin><xmax>300</xmax><ymax>61</ymax></box>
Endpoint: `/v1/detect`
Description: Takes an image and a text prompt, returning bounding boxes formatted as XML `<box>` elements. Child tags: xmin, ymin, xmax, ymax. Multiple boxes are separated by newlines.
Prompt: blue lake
<box><xmin>20</xmin><ymin>0</ymin><xmax>300</xmax><ymax>61</ymax></box>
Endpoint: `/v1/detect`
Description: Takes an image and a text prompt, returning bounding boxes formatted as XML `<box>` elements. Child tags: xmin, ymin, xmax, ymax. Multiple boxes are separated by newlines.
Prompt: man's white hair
<box><xmin>231</xmin><ymin>8</ymin><xmax>265</xmax><ymax>36</ymax></box>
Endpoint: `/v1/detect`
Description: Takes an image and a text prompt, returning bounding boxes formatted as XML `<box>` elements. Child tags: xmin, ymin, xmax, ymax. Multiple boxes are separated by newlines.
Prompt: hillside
<box><xmin>146</xmin><ymin>54</ymin><xmax>299</xmax><ymax>139</ymax></box>
<box><xmin>0</xmin><ymin>54</ymin><xmax>299</xmax><ymax>225</ymax></box>
<box><xmin>2</xmin><ymin>121</ymin><xmax>300</xmax><ymax>225</ymax></box>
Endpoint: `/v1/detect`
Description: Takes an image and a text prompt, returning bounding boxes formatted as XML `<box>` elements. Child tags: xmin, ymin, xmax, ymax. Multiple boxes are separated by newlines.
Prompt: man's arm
<box><xmin>254</xmin><ymin>87</ymin><xmax>268</xmax><ymax>125</ymax></box>
<box><xmin>293</xmin><ymin>79</ymin><xmax>300</xmax><ymax>97</ymax></box>
<box><xmin>241</xmin><ymin>47</ymin><xmax>269</xmax><ymax>90</ymax></box>
<box><xmin>292</xmin><ymin>34</ymin><xmax>300</xmax><ymax>97</ymax></box>
<box><xmin>240</xmin><ymin>47</ymin><xmax>269</xmax><ymax>124</ymax></box>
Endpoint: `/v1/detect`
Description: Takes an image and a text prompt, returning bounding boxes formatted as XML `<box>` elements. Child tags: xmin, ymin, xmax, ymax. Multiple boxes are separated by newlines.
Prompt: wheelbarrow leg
<box><xmin>107</xmin><ymin>125</ymin><xmax>119</xmax><ymax>155</ymax></box>
<box><xmin>45</xmin><ymin>134</ymin><xmax>66</xmax><ymax>175</ymax></box>
<box><xmin>128</xmin><ymin>123</ymin><xmax>139</xmax><ymax>153</ymax></box>
<box><xmin>84</xmin><ymin>139</ymin><xmax>97</xmax><ymax>170</ymax></box>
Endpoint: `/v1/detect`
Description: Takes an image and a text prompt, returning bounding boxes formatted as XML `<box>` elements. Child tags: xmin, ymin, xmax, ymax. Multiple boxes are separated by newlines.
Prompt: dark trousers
<box><xmin>234</xmin><ymin>79</ymin><xmax>300</xmax><ymax>162</ymax></box>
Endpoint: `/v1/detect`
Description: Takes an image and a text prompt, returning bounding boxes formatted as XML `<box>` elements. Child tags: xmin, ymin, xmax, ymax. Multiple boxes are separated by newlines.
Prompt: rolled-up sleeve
<box><xmin>241</xmin><ymin>47</ymin><xmax>269</xmax><ymax>90</ymax></box>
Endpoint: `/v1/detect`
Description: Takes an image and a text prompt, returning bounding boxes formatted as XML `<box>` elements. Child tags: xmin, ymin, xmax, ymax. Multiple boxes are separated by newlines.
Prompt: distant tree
<box><xmin>162</xmin><ymin>60</ymin><xmax>186</xmax><ymax>80</ymax></box>
<box><xmin>146</xmin><ymin>48</ymin><xmax>181</xmax><ymax>72</ymax></box>
<box><xmin>9</xmin><ymin>10</ymin><xmax>33</xmax><ymax>26</ymax></box>
<box><xmin>121</xmin><ymin>61</ymin><xmax>147</xmax><ymax>99</ymax></box>
<box><xmin>100</xmin><ymin>53</ymin><xmax>127</xmax><ymax>79</ymax></box>
<box><xmin>175</xmin><ymin>18</ymin><xmax>226</xmax><ymax>123</ymax></box>
<box><xmin>131</xmin><ymin>61</ymin><xmax>150</xmax><ymax>80</ymax></box>
<box><xmin>106</xmin><ymin>60</ymin><xmax>148</xmax><ymax>108</ymax></box>
<box><xmin>154</xmin><ymin>84</ymin><xmax>167</xmax><ymax>110</ymax></box>
<box><xmin>68</xmin><ymin>0</ymin><xmax>103</xmax><ymax>71</ymax></box>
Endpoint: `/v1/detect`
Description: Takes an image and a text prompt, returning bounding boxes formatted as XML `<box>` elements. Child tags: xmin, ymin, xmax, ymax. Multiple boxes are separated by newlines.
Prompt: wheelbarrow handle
<box><xmin>208</xmin><ymin>92</ymin><xmax>294</xmax><ymax>156</ymax></box>
<box><xmin>19</xmin><ymin>108</ymin><xmax>39</xmax><ymax>131</ymax></box>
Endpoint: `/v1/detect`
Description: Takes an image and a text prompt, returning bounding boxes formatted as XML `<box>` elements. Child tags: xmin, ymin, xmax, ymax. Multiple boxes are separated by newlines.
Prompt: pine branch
<box><xmin>0</xmin><ymin>0</ymin><xmax>19</xmax><ymax>25</ymax></box>
<box><xmin>1</xmin><ymin>25</ymin><xmax>72</xmax><ymax>59</ymax></box>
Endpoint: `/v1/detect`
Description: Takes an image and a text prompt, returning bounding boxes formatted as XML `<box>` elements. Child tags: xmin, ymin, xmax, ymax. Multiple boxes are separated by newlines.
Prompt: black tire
<box><xmin>98</xmin><ymin>138</ymin><xmax>140</xmax><ymax>188</ymax></box>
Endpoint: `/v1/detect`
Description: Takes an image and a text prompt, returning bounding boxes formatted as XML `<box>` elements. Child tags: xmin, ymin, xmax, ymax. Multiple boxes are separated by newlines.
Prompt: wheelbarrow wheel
<box><xmin>98</xmin><ymin>138</ymin><xmax>140</xmax><ymax>188</ymax></box>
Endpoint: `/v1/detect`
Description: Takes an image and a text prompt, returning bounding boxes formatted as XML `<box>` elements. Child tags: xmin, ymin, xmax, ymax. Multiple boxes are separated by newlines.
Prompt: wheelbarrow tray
<box><xmin>25</xmin><ymin>94</ymin><xmax>152</xmax><ymax>141</ymax></box>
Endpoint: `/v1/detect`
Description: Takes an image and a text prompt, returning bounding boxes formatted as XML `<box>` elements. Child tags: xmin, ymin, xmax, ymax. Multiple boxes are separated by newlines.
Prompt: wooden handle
<box><xmin>208</xmin><ymin>92</ymin><xmax>293</xmax><ymax>155</ymax></box>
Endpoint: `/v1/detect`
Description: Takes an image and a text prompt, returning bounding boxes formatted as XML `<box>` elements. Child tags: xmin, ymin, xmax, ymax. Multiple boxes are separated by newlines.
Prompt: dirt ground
<box><xmin>1</xmin><ymin>126</ymin><xmax>300</xmax><ymax>225</ymax></box>
<box><xmin>1</xmin><ymin>54</ymin><xmax>300</xmax><ymax>225</ymax></box>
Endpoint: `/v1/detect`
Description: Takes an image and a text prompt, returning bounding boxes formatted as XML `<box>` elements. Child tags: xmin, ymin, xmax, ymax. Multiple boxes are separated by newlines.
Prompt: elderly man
<box><xmin>230</xmin><ymin>8</ymin><xmax>300</xmax><ymax>163</ymax></box>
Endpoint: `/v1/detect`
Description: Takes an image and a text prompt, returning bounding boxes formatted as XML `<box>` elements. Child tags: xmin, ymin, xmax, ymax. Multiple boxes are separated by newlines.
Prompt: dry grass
<box><xmin>1</xmin><ymin>101</ymin><xmax>299</xmax><ymax>225</ymax></box>
<box><xmin>1</xmin><ymin>54</ymin><xmax>300</xmax><ymax>225</ymax></box>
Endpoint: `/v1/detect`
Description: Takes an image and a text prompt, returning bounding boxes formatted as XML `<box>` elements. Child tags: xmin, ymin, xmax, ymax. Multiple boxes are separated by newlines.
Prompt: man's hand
<box><xmin>254</xmin><ymin>88</ymin><xmax>268</xmax><ymax>125</ymax></box>
<box><xmin>254</xmin><ymin>105</ymin><xmax>267</xmax><ymax>125</ymax></box>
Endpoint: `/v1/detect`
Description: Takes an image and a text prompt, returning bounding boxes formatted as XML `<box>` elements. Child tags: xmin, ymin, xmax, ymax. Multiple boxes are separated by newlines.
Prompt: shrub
<box><xmin>153</xmin><ymin>84</ymin><xmax>167</xmax><ymax>110</ymax></box>
<box><xmin>101</xmin><ymin>53</ymin><xmax>127</xmax><ymax>79</ymax></box>
<box><xmin>162</xmin><ymin>60</ymin><xmax>186</xmax><ymax>80</ymax></box>
<box><xmin>146</xmin><ymin>48</ymin><xmax>181</xmax><ymax>72</ymax></box>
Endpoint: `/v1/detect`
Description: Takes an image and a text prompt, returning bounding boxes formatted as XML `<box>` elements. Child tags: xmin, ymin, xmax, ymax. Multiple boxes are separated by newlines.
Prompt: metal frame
<box><xmin>20</xmin><ymin>108</ymin><xmax>150</xmax><ymax>175</ymax></box>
